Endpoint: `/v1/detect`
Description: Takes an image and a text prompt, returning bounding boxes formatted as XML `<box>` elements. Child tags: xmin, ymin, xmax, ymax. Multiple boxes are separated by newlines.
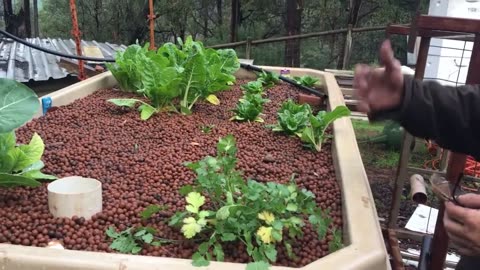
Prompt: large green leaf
<box><xmin>216</xmin><ymin>49</ymin><xmax>240</xmax><ymax>74</ymax></box>
<box><xmin>0</xmin><ymin>79</ymin><xmax>39</xmax><ymax>133</ymax></box>
<box><xmin>21</xmin><ymin>170</ymin><xmax>57</xmax><ymax>180</ymax></box>
<box><xmin>319</xmin><ymin>105</ymin><xmax>351</xmax><ymax>134</ymax></box>
<box><xmin>0</xmin><ymin>132</ymin><xmax>17</xmax><ymax>173</ymax></box>
<box><xmin>0</xmin><ymin>173</ymin><xmax>41</xmax><ymax>188</ymax></box>
<box><xmin>107</xmin><ymin>98</ymin><xmax>143</xmax><ymax>108</ymax></box>
<box><xmin>106</xmin><ymin>44</ymin><xmax>145</xmax><ymax>92</ymax></box>
<box><xmin>14</xmin><ymin>133</ymin><xmax>44</xmax><ymax>171</ymax></box>
<box><xmin>138</xmin><ymin>104</ymin><xmax>157</xmax><ymax>120</ymax></box>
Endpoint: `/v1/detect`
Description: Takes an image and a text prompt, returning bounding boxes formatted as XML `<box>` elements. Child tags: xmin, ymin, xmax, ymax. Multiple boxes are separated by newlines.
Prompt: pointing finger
<box><xmin>379</xmin><ymin>40</ymin><xmax>399</xmax><ymax>74</ymax></box>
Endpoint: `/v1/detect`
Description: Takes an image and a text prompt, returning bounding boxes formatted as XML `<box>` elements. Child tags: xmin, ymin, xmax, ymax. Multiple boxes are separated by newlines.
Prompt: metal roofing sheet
<box><xmin>0</xmin><ymin>37</ymin><xmax>126</xmax><ymax>82</ymax></box>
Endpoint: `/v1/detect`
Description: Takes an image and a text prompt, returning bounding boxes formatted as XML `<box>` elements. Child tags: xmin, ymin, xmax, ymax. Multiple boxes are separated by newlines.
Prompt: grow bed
<box><xmin>0</xmin><ymin>67</ymin><xmax>389</xmax><ymax>270</ymax></box>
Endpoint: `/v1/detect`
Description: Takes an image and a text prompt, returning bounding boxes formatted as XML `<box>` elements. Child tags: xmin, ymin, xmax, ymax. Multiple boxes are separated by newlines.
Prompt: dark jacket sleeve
<box><xmin>370</xmin><ymin>75</ymin><xmax>480</xmax><ymax>160</ymax></box>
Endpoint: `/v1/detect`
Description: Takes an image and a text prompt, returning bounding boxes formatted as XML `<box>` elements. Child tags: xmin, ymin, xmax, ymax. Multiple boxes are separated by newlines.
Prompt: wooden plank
<box><xmin>418</xmin><ymin>15</ymin><xmax>480</xmax><ymax>34</ymax></box>
<box><xmin>387</xmin><ymin>24</ymin><xmax>475</xmax><ymax>41</ymax></box>
<box><xmin>341</xmin><ymin>87</ymin><xmax>354</xmax><ymax>96</ymax></box>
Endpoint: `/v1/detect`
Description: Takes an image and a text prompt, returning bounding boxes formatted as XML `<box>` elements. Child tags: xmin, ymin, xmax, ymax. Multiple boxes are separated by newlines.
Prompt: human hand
<box><xmin>444</xmin><ymin>193</ymin><xmax>480</xmax><ymax>256</ymax></box>
<box><xmin>353</xmin><ymin>40</ymin><xmax>405</xmax><ymax>114</ymax></box>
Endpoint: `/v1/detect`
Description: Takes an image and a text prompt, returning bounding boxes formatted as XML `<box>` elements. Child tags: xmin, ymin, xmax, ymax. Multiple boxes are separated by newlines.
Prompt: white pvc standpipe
<box><xmin>47</xmin><ymin>176</ymin><xmax>102</xmax><ymax>220</ymax></box>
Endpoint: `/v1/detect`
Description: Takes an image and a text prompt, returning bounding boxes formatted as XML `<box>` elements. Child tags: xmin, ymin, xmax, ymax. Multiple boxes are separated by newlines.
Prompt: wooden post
<box><xmin>342</xmin><ymin>24</ymin><xmax>353</xmax><ymax>70</ymax></box>
<box><xmin>388</xmin><ymin>37</ymin><xmax>431</xmax><ymax>229</ymax></box>
<box><xmin>429</xmin><ymin>33</ymin><xmax>480</xmax><ymax>270</ymax></box>
<box><xmin>245</xmin><ymin>38</ymin><xmax>252</xmax><ymax>59</ymax></box>
<box><xmin>69</xmin><ymin>0</ymin><xmax>85</xmax><ymax>81</ymax></box>
<box><xmin>148</xmin><ymin>0</ymin><xmax>155</xmax><ymax>50</ymax></box>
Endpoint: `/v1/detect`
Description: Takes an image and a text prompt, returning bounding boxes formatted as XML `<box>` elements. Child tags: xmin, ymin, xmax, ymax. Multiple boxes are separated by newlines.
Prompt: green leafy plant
<box><xmin>293</xmin><ymin>75</ymin><xmax>320</xmax><ymax>88</ymax></box>
<box><xmin>231</xmin><ymin>93</ymin><xmax>269</xmax><ymax>123</ymax></box>
<box><xmin>0</xmin><ymin>79</ymin><xmax>40</xmax><ymax>133</ymax></box>
<box><xmin>0</xmin><ymin>132</ymin><xmax>57</xmax><ymax>188</ymax></box>
<box><xmin>106</xmin><ymin>43</ymin><xmax>151</xmax><ymax>92</ymax></box>
<box><xmin>107</xmin><ymin>98</ymin><xmax>160</xmax><ymax>121</ymax></box>
<box><xmin>106</xmin><ymin>226</ymin><xmax>167</xmax><ymax>254</ymax></box>
<box><xmin>140</xmin><ymin>204</ymin><xmax>168</xmax><ymax>220</ymax></box>
<box><xmin>169</xmin><ymin>135</ymin><xmax>337</xmax><ymax>269</ymax></box>
<box><xmin>107</xmin><ymin>36</ymin><xmax>240</xmax><ymax>118</ymax></box>
<box><xmin>299</xmin><ymin>106</ymin><xmax>351</xmax><ymax>152</ymax></box>
<box><xmin>240</xmin><ymin>81</ymin><xmax>264</xmax><ymax>95</ymax></box>
<box><xmin>329</xmin><ymin>228</ymin><xmax>343</xmax><ymax>252</ymax></box>
<box><xmin>106</xmin><ymin>204</ymin><xmax>171</xmax><ymax>254</ymax></box>
<box><xmin>200</xmin><ymin>124</ymin><xmax>215</xmax><ymax>134</ymax></box>
<box><xmin>271</xmin><ymin>99</ymin><xmax>312</xmax><ymax>135</ymax></box>
<box><xmin>0</xmin><ymin>79</ymin><xmax>56</xmax><ymax>188</ymax></box>
<box><xmin>256</xmin><ymin>70</ymin><xmax>281</xmax><ymax>88</ymax></box>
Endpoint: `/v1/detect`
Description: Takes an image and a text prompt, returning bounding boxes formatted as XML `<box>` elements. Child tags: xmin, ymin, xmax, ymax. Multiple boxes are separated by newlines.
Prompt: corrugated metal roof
<box><xmin>0</xmin><ymin>37</ymin><xmax>126</xmax><ymax>82</ymax></box>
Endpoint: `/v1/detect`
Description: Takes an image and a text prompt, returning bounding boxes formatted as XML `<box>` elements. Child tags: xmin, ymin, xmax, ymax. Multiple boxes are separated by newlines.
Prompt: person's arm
<box><xmin>370</xmin><ymin>75</ymin><xmax>480</xmax><ymax>159</ymax></box>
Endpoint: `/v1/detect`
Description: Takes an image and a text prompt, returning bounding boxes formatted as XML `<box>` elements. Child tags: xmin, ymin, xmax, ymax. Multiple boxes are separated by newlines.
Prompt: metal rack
<box><xmin>384</xmin><ymin>15</ymin><xmax>480</xmax><ymax>270</ymax></box>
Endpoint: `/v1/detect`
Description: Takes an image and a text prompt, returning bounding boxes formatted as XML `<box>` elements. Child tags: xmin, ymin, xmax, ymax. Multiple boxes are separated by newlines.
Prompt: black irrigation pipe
<box><xmin>240</xmin><ymin>63</ymin><xmax>327</xmax><ymax>99</ymax></box>
<box><xmin>0</xmin><ymin>30</ymin><xmax>116</xmax><ymax>62</ymax></box>
<box><xmin>0</xmin><ymin>30</ymin><xmax>327</xmax><ymax>98</ymax></box>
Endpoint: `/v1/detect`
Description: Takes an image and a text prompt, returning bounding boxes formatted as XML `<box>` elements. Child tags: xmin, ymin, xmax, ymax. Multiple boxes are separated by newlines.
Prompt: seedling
<box><xmin>231</xmin><ymin>93</ymin><xmax>270</xmax><ymax>123</ymax></box>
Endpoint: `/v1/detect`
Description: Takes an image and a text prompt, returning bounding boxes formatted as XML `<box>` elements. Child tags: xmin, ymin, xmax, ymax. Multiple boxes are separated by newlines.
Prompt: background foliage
<box><xmin>37</xmin><ymin>0</ymin><xmax>428</xmax><ymax>69</ymax></box>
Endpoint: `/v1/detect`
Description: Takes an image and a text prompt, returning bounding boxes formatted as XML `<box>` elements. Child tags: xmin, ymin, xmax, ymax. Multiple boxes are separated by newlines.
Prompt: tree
<box><xmin>33</xmin><ymin>0</ymin><xmax>39</xmax><ymax>37</ymax></box>
<box><xmin>230</xmin><ymin>0</ymin><xmax>240</xmax><ymax>42</ymax></box>
<box><xmin>23</xmin><ymin>0</ymin><xmax>31</xmax><ymax>37</ymax></box>
<box><xmin>284</xmin><ymin>0</ymin><xmax>303</xmax><ymax>67</ymax></box>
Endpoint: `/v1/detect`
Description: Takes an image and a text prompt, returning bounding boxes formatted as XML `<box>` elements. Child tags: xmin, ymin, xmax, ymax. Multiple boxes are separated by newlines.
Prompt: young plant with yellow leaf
<box><xmin>169</xmin><ymin>135</ymin><xmax>340</xmax><ymax>270</ymax></box>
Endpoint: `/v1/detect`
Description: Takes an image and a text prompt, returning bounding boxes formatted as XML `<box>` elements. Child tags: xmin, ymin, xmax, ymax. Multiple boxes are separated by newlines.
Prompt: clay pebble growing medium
<box><xmin>0</xmin><ymin>79</ymin><xmax>342</xmax><ymax>267</ymax></box>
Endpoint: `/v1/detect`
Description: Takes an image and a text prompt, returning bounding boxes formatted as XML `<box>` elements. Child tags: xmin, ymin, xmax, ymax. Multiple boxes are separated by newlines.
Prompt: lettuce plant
<box><xmin>240</xmin><ymin>81</ymin><xmax>264</xmax><ymax>95</ymax></box>
<box><xmin>231</xmin><ymin>93</ymin><xmax>269</xmax><ymax>123</ymax></box>
<box><xmin>106</xmin><ymin>43</ymin><xmax>151</xmax><ymax>92</ymax></box>
<box><xmin>293</xmin><ymin>75</ymin><xmax>320</xmax><ymax>88</ymax></box>
<box><xmin>271</xmin><ymin>99</ymin><xmax>312</xmax><ymax>135</ymax></box>
<box><xmin>0</xmin><ymin>79</ymin><xmax>56</xmax><ymax>187</ymax></box>
<box><xmin>256</xmin><ymin>70</ymin><xmax>281</xmax><ymax>88</ymax></box>
<box><xmin>299</xmin><ymin>106</ymin><xmax>351</xmax><ymax>151</ymax></box>
<box><xmin>107</xmin><ymin>36</ymin><xmax>240</xmax><ymax>118</ymax></box>
<box><xmin>169</xmin><ymin>135</ymin><xmax>337</xmax><ymax>269</ymax></box>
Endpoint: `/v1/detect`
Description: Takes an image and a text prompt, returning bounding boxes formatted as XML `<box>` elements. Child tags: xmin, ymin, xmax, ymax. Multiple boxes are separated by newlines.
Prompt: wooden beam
<box><xmin>387</xmin><ymin>24</ymin><xmax>475</xmax><ymax>42</ymax></box>
<box><xmin>417</xmin><ymin>15</ymin><xmax>480</xmax><ymax>34</ymax></box>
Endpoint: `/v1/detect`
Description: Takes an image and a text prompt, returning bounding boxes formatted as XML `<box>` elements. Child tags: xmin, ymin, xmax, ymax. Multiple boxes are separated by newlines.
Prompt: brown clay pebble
<box><xmin>2</xmin><ymin>80</ymin><xmax>343</xmax><ymax>267</ymax></box>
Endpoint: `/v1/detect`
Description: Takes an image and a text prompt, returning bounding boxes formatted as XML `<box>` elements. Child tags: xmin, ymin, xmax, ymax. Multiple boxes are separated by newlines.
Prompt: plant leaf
<box><xmin>213</xmin><ymin>243</ymin><xmax>225</xmax><ymax>261</ymax></box>
<box><xmin>206</xmin><ymin>94</ymin><xmax>220</xmax><ymax>105</ymax></box>
<box><xmin>263</xmin><ymin>245</ymin><xmax>277</xmax><ymax>262</ymax></box>
<box><xmin>181</xmin><ymin>217</ymin><xmax>203</xmax><ymax>238</ymax></box>
<box><xmin>107</xmin><ymin>98</ymin><xmax>141</xmax><ymax>108</ymax></box>
<box><xmin>139</xmin><ymin>104</ymin><xmax>157</xmax><ymax>120</ymax></box>
<box><xmin>286</xmin><ymin>203</ymin><xmax>298</xmax><ymax>212</ymax></box>
<box><xmin>192</xmin><ymin>252</ymin><xmax>210</xmax><ymax>267</ymax></box>
<box><xmin>0</xmin><ymin>79</ymin><xmax>40</xmax><ymax>133</ymax></box>
<box><xmin>216</xmin><ymin>205</ymin><xmax>231</xmax><ymax>220</ymax></box>
<box><xmin>185</xmin><ymin>192</ymin><xmax>205</xmax><ymax>214</ymax></box>
<box><xmin>141</xmin><ymin>233</ymin><xmax>153</xmax><ymax>244</ymax></box>
<box><xmin>0</xmin><ymin>173</ymin><xmax>41</xmax><ymax>188</ymax></box>
<box><xmin>220</xmin><ymin>233</ymin><xmax>236</xmax><ymax>242</ymax></box>
<box><xmin>14</xmin><ymin>133</ymin><xmax>44</xmax><ymax>171</ymax></box>
<box><xmin>140</xmin><ymin>205</ymin><xmax>167</xmax><ymax>220</ymax></box>
<box><xmin>179</xmin><ymin>185</ymin><xmax>194</xmax><ymax>196</ymax></box>
<box><xmin>21</xmin><ymin>170</ymin><xmax>56</xmax><ymax>180</ymax></box>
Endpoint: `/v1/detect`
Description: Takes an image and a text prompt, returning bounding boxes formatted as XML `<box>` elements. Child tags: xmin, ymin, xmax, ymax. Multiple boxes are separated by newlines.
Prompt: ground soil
<box><xmin>0</xmin><ymin>80</ymin><xmax>342</xmax><ymax>267</ymax></box>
